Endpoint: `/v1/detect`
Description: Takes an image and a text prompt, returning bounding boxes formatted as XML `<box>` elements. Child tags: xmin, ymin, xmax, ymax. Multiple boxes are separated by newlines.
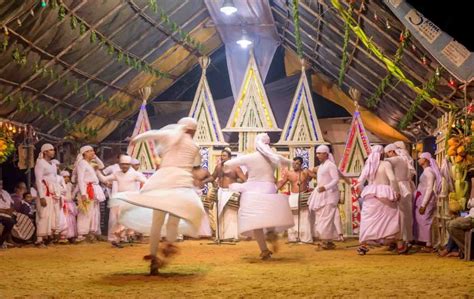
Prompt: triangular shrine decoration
<box><xmin>278</xmin><ymin>69</ymin><xmax>324</xmax><ymax>145</ymax></box>
<box><xmin>223</xmin><ymin>51</ymin><xmax>280</xmax><ymax>132</ymax></box>
<box><xmin>339</xmin><ymin>109</ymin><xmax>371</xmax><ymax>177</ymax></box>
<box><xmin>189</xmin><ymin>57</ymin><xmax>227</xmax><ymax>146</ymax></box>
<box><xmin>127</xmin><ymin>100</ymin><xmax>158</xmax><ymax>172</ymax></box>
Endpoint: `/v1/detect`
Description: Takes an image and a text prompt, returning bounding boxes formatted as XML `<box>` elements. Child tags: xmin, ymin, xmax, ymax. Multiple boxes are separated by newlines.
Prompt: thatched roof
<box><xmin>0</xmin><ymin>0</ymin><xmax>472</xmax><ymax>143</ymax></box>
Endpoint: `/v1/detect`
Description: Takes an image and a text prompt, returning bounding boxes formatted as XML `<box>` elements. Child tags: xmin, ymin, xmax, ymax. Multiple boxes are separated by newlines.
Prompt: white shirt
<box><xmin>34</xmin><ymin>158</ymin><xmax>59</xmax><ymax>198</ymax></box>
<box><xmin>103</xmin><ymin>163</ymin><xmax>120</xmax><ymax>195</ymax></box>
<box><xmin>76</xmin><ymin>159</ymin><xmax>100</xmax><ymax>196</ymax></box>
<box><xmin>0</xmin><ymin>189</ymin><xmax>13</xmax><ymax>209</ymax></box>
<box><xmin>98</xmin><ymin>168</ymin><xmax>147</xmax><ymax>194</ymax></box>
<box><xmin>386</xmin><ymin>156</ymin><xmax>412</xmax><ymax>197</ymax></box>
<box><xmin>313</xmin><ymin>159</ymin><xmax>340</xmax><ymax>206</ymax></box>
<box><xmin>417</xmin><ymin>166</ymin><xmax>436</xmax><ymax>208</ymax></box>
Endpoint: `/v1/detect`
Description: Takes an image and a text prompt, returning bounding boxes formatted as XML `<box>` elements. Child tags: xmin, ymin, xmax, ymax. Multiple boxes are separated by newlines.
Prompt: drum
<box><xmin>226</xmin><ymin>192</ymin><xmax>241</xmax><ymax>209</ymax></box>
<box><xmin>299</xmin><ymin>192</ymin><xmax>311</xmax><ymax>208</ymax></box>
<box><xmin>201</xmin><ymin>195</ymin><xmax>214</xmax><ymax>210</ymax></box>
<box><xmin>11</xmin><ymin>212</ymin><xmax>35</xmax><ymax>241</ymax></box>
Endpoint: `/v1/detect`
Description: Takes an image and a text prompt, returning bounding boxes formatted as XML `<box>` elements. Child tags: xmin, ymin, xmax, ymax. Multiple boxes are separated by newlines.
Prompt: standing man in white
<box><xmin>34</xmin><ymin>144</ymin><xmax>59</xmax><ymax>247</ymax></box>
<box><xmin>97</xmin><ymin>155</ymin><xmax>147</xmax><ymax>248</ymax></box>
<box><xmin>74</xmin><ymin>145</ymin><xmax>106</xmax><ymax>242</ymax></box>
<box><xmin>224</xmin><ymin>133</ymin><xmax>294</xmax><ymax>260</ymax></box>
<box><xmin>308</xmin><ymin>145</ymin><xmax>340</xmax><ymax>249</ymax></box>
<box><xmin>114</xmin><ymin>117</ymin><xmax>206</xmax><ymax>275</ymax></box>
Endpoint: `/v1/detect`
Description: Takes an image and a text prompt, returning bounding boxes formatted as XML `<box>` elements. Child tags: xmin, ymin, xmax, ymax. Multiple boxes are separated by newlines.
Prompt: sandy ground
<box><xmin>0</xmin><ymin>239</ymin><xmax>473</xmax><ymax>298</ymax></box>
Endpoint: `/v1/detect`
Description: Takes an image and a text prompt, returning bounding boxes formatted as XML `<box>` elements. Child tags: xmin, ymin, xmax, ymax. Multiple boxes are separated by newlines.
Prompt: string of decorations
<box><xmin>0</xmin><ymin>120</ymin><xmax>23</xmax><ymax>163</ymax></box>
<box><xmin>291</xmin><ymin>0</ymin><xmax>304</xmax><ymax>59</ymax></box>
<box><xmin>331</xmin><ymin>0</ymin><xmax>454</xmax><ymax>110</ymax></box>
<box><xmin>398</xmin><ymin>71</ymin><xmax>440</xmax><ymax>130</ymax></box>
<box><xmin>366</xmin><ymin>29</ymin><xmax>410</xmax><ymax>108</ymax></box>
<box><xmin>147</xmin><ymin>0</ymin><xmax>205</xmax><ymax>55</ymax></box>
<box><xmin>48</xmin><ymin>0</ymin><xmax>171</xmax><ymax>79</ymax></box>
<box><xmin>2</xmin><ymin>92</ymin><xmax>98</xmax><ymax>137</ymax></box>
<box><xmin>338</xmin><ymin>19</ymin><xmax>350</xmax><ymax>87</ymax></box>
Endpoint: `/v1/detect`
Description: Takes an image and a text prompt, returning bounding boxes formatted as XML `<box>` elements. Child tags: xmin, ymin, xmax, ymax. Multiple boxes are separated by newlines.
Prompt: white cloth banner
<box><xmin>384</xmin><ymin>0</ymin><xmax>473</xmax><ymax>82</ymax></box>
<box><xmin>204</xmin><ymin>0</ymin><xmax>280</xmax><ymax>99</ymax></box>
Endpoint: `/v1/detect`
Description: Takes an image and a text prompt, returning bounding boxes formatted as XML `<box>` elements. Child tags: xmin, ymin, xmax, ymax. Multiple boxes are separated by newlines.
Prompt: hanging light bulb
<box><xmin>237</xmin><ymin>29</ymin><xmax>252</xmax><ymax>48</ymax></box>
<box><xmin>374</xmin><ymin>12</ymin><xmax>378</xmax><ymax>21</ymax></box>
<box><xmin>435</xmin><ymin>67</ymin><xmax>440</xmax><ymax>77</ymax></box>
<box><xmin>386</xmin><ymin>20</ymin><xmax>391</xmax><ymax>29</ymax></box>
<box><xmin>421</xmin><ymin>55</ymin><xmax>427</xmax><ymax>65</ymax></box>
<box><xmin>220</xmin><ymin>0</ymin><xmax>237</xmax><ymax>16</ymax></box>
<box><xmin>448</xmin><ymin>76</ymin><xmax>457</xmax><ymax>88</ymax></box>
<box><xmin>41</xmin><ymin>0</ymin><xmax>47</xmax><ymax>8</ymax></box>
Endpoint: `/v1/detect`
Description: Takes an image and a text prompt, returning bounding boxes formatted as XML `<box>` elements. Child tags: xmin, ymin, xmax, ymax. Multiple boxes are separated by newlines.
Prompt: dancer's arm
<box><xmin>76</xmin><ymin>161</ymin><xmax>88</xmax><ymax>199</ymax></box>
<box><xmin>320</xmin><ymin>164</ymin><xmax>339</xmax><ymax>192</ymax></box>
<box><xmin>236</xmin><ymin>166</ymin><xmax>247</xmax><ymax>182</ymax></box>
<box><xmin>384</xmin><ymin>161</ymin><xmax>400</xmax><ymax>196</ymax></box>
<box><xmin>96</xmin><ymin>170</ymin><xmax>115</xmax><ymax>184</ymax></box>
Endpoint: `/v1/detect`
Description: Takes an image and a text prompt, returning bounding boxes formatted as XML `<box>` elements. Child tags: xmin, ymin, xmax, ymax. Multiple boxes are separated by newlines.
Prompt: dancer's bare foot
<box><xmin>260</xmin><ymin>249</ymin><xmax>273</xmax><ymax>260</ymax></box>
<box><xmin>144</xmin><ymin>255</ymin><xmax>165</xmax><ymax>276</ymax></box>
<box><xmin>161</xmin><ymin>242</ymin><xmax>179</xmax><ymax>258</ymax></box>
<box><xmin>438</xmin><ymin>248</ymin><xmax>449</xmax><ymax>257</ymax></box>
<box><xmin>265</xmin><ymin>231</ymin><xmax>279</xmax><ymax>253</ymax></box>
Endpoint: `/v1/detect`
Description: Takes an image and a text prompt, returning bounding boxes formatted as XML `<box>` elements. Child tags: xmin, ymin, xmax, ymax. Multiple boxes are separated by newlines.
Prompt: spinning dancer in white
<box><xmin>224</xmin><ymin>133</ymin><xmax>294</xmax><ymax>260</ymax></box>
<box><xmin>113</xmin><ymin>117</ymin><xmax>206</xmax><ymax>275</ymax></box>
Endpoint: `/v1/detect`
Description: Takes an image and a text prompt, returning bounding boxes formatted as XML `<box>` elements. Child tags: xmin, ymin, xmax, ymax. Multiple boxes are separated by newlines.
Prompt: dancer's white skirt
<box><xmin>113</xmin><ymin>167</ymin><xmax>205</xmax><ymax>237</ymax></box>
<box><xmin>229</xmin><ymin>181</ymin><xmax>294</xmax><ymax>237</ymax></box>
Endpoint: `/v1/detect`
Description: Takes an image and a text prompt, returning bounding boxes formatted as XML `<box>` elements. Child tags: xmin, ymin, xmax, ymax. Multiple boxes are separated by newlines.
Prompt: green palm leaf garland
<box><xmin>291</xmin><ymin>0</ymin><xmax>303</xmax><ymax>59</ymax></box>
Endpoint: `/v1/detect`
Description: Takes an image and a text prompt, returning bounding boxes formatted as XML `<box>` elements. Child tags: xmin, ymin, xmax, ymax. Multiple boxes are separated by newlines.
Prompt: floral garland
<box><xmin>366</xmin><ymin>30</ymin><xmax>410</xmax><ymax>108</ymax></box>
<box><xmin>291</xmin><ymin>0</ymin><xmax>303</xmax><ymax>59</ymax></box>
<box><xmin>398</xmin><ymin>71</ymin><xmax>440</xmax><ymax>130</ymax></box>
<box><xmin>3</xmin><ymin>93</ymin><xmax>98</xmax><ymax>137</ymax></box>
<box><xmin>338</xmin><ymin>20</ymin><xmax>350</xmax><ymax>87</ymax></box>
<box><xmin>331</xmin><ymin>0</ymin><xmax>454</xmax><ymax>110</ymax></box>
<box><xmin>148</xmin><ymin>0</ymin><xmax>205</xmax><ymax>54</ymax></box>
<box><xmin>0</xmin><ymin>131</ymin><xmax>15</xmax><ymax>163</ymax></box>
<box><xmin>49</xmin><ymin>0</ymin><xmax>171</xmax><ymax>79</ymax></box>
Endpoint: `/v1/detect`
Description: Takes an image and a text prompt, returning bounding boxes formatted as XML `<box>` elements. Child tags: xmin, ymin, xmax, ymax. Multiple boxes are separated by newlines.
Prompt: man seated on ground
<box><xmin>0</xmin><ymin>180</ymin><xmax>17</xmax><ymax>249</ymax></box>
<box><xmin>10</xmin><ymin>182</ymin><xmax>27</xmax><ymax>213</ymax></box>
<box><xmin>447</xmin><ymin>196</ymin><xmax>474</xmax><ymax>259</ymax></box>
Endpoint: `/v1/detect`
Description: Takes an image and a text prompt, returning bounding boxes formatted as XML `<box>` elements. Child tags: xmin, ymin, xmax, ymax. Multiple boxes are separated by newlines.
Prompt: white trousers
<box><xmin>149</xmin><ymin>210</ymin><xmax>180</xmax><ymax>257</ymax></box>
<box><xmin>218</xmin><ymin>206</ymin><xmax>239</xmax><ymax>240</ymax></box>
<box><xmin>108</xmin><ymin>206</ymin><xmax>124</xmax><ymax>242</ymax></box>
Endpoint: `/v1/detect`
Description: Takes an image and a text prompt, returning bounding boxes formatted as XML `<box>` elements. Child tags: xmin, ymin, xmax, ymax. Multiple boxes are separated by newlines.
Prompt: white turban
<box><xmin>419</xmin><ymin>152</ymin><xmax>442</xmax><ymax>193</ymax></box>
<box><xmin>37</xmin><ymin>143</ymin><xmax>54</xmax><ymax>159</ymax></box>
<box><xmin>177</xmin><ymin>117</ymin><xmax>198</xmax><ymax>130</ymax></box>
<box><xmin>316</xmin><ymin>144</ymin><xmax>335</xmax><ymax>163</ymax></box>
<box><xmin>60</xmin><ymin>171</ymin><xmax>70</xmax><ymax>177</ymax></box>
<box><xmin>131</xmin><ymin>158</ymin><xmax>140</xmax><ymax>165</ymax></box>
<box><xmin>384</xmin><ymin>143</ymin><xmax>398</xmax><ymax>154</ymax></box>
<box><xmin>255</xmin><ymin>133</ymin><xmax>284</xmax><ymax>165</ymax></box>
<box><xmin>119</xmin><ymin>155</ymin><xmax>132</xmax><ymax>164</ymax></box>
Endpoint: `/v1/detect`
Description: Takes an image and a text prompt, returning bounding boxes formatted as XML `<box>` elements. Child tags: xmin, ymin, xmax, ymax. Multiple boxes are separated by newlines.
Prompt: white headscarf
<box><xmin>71</xmin><ymin>145</ymin><xmax>94</xmax><ymax>183</ymax></box>
<box><xmin>384</xmin><ymin>143</ymin><xmax>398</xmax><ymax>154</ymax></box>
<box><xmin>37</xmin><ymin>143</ymin><xmax>54</xmax><ymax>159</ymax></box>
<box><xmin>360</xmin><ymin>145</ymin><xmax>383</xmax><ymax>182</ymax></box>
<box><xmin>316</xmin><ymin>144</ymin><xmax>335</xmax><ymax>163</ymax></box>
<box><xmin>177</xmin><ymin>117</ymin><xmax>198</xmax><ymax>131</ymax></box>
<box><xmin>131</xmin><ymin>158</ymin><xmax>140</xmax><ymax>165</ymax></box>
<box><xmin>119</xmin><ymin>155</ymin><xmax>132</xmax><ymax>164</ymax></box>
<box><xmin>420</xmin><ymin>152</ymin><xmax>442</xmax><ymax>193</ymax></box>
<box><xmin>255</xmin><ymin>133</ymin><xmax>282</xmax><ymax>165</ymax></box>
<box><xmin>394</xmin><ymin>141</ymin><xmax>412</xmax><ymax>160</ymax></box>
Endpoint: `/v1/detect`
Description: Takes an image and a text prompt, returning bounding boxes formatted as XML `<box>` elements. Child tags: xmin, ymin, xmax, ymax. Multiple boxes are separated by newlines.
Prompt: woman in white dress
<box><xmin>356</xmin><ymin>145</ymin><xmax>400</xmax><ymax>255</ymax></box>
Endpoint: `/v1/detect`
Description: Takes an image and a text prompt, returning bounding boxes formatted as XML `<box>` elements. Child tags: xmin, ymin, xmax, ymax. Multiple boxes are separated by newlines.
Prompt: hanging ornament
<box><xmin>374</xmin><ymin>12</ymin><xmax>378</xmax><ymax>21</ymax></box>
<box><xmin>448</xmin><ymin>76</ymin><xmax>457</xmax><ymax>88</ymax></box>
<box><xmin>30</xmin><ymin>10</ymin><xmax>35</xmax><ymax>17</ymax></box>
<box><xmin>421</xmin><ymin>55</ymin><xmax>427</xmax><ymax>65</ymax></box>
<box><xmin>435</xmin><ymin>67</ymin><xmax>440</xmax><ymax>77</ymax></box>
<box><xmin>411</xmin><ymin>44</ymin><xmax>416</xmax><ymax>51</ymax></box>
<box><xmin>386</xmin><ymin>20</ymin><xmax>391</xmax><ymax>29</ymax></box>
<box><xmin>41</xmin><ymin>0</ymin><xmax>47</xmax><ymax>8</ymax></box>
<box><xmin>17</xmin><ymin>19</ymin><xmax>22</xmax><ymax>26</ymax></box>
<box><xmin>399</xmin><ymin>32</ymin><xmax>405</xmax><ymax>42</ymax></box>
<box><xmin>360</xmin><ymin>2</ymin><xmax>366</xmax><ymax>12</ymax></box>
<box><xmin>3</xmin><ymin>26</ymin><xmax>9</xmax><ymax>35</ymax></box>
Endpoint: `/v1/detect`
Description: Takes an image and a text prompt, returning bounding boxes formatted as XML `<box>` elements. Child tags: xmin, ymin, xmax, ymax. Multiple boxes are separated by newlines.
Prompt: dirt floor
<box><xmin>0</xmin><ymin>239</ymin><xmax>473</xmax><ymax>298</ymax></box>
